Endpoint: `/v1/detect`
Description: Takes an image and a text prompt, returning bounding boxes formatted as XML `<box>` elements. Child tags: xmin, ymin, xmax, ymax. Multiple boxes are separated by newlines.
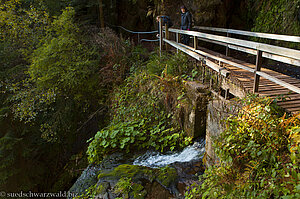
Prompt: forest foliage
<box><xmin>87</xmin><ymin>61</ymin><xmax>194</xmax><ymax>164</ymax></box>
<box><xmin>1</xmin><ymin>0</ymin><xmax>300</xmax><ymax>196</ymax></box>
<box><xmin>0</xmin><ymin>0</ymin><xmax>139</xmax><ymax>192</ymax></box>
<box><xmin>185</xmin><ymin>96</ymin><xmax>300</xmax><ymax>199</ymax></box>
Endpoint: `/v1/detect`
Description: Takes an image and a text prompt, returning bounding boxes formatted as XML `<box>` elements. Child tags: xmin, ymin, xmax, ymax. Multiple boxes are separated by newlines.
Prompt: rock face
<box><xmin>205</xmin><ymin>100</ymin><xmax>223</xmax><ymax>167</ymax></box>
<box><xmin>204</xmin><ymin>99</ymin><xmax>237</xmax><ymax>167</ymax></box>
<box><xmin>182</xmin><ymin>82</ymin><xmax>209</xmax><ymax>138</ymax></box>
<box><xmin>155</xmin><ymin>0</ymin><xmax>248</xmax><ymax>29</ymax></box>
<box><xmin>69</xmin><ymin>153</ymin><xmax>131</xmax><ymax>198</ymax></box>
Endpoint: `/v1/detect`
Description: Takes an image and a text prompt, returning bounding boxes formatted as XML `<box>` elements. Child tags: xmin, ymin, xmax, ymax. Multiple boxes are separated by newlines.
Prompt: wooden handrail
<box><xmin>194</xmin><ymin>26</ymin><xmax>300</xmax><ymax>43</ymax></box>
<box><xmin>168</xmin><ymin>28</ymin><xmax>300</xmax><ymax>61</ymax></box>
<box><xmin>194</xmin><ymin>37</ymin><xmax>300</xmax><ymax>66</ymax></box>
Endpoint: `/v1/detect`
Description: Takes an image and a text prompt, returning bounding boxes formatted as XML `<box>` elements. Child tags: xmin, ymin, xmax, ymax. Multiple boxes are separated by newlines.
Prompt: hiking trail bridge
<box><xmin>158</xmin><ymin>19</ymin><xmax>300</xmax><ymax>113</ymax></box>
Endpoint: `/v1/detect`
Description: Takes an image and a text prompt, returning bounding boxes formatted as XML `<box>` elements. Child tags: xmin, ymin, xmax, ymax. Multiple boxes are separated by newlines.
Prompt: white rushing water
<box><xmin>133</xmin><ymin>140</ymin><xmax>205</xmax><ymax>168</ymax></box>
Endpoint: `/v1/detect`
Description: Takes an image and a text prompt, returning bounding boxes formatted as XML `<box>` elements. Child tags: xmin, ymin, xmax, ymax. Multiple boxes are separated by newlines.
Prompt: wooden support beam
<box><xmin>225</xmin><ymin>89</ymin><xmax>230</xmax><ymax>100</ymax></box>
<box><xmin>209</xmin><ymin>70</ymin><xmax>213</xmax><ymax>90</ymax></box>
<box><xmin>202</xmin><ymin>64</ymin><xmax>205</xmax><ymax>83</ymax></box>
<box><xmin>253</xmin><ymin>50</ymin><xmax>263</xmax><ymax>93</ymax></box>
<box><xmin>176</xmin><ymin>33</ymin><xmax>179</xmax><ymax>53</ymax></box>
<box><xmin>165</xmin><ymin>24</ymin><xmax>169</xmax><ymax>50</ymax></box>
<box><xmin>159</xmin><ymin>18</ymin><xmax>163</xmax><ymax>56</ymax></box>
<box><xmin>225</xmin><ymin>32</ymin><xmax>231</xmax><ymax>56</ymax></box>
<box><xmin>194</xmin><ymin>36</ymin><xmax>198</xmax><ymax>50</ymax></box>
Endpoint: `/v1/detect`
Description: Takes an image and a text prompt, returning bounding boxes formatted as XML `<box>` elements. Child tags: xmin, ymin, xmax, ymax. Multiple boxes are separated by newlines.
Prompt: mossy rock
<box><xmin>130</xmin><ymin>183</ymin><xmax>147</xmax><ymax>199</ymax></box>
<box><xmin>98</xmin><ymin>164</ymin><xmax>155</xmax><ymax>182</ymax></box>
<box><xmin>95</xmin><ymin>182</ymin><xmax>110</xmax><ymax>195</ymax></box>
<box><xmin>156</xmin><ymin>166</ymin><xmax>178</xmax><ymax>188</ymax></box>
<box><xmin>69</xmin><ymin>152</ymin><xmax>131</xmax><ymax>198</ymax></box>
<box><xmin>95</xmin><ymin>164</ymin><xmax>179</xmax><ymax>198</ymax></box>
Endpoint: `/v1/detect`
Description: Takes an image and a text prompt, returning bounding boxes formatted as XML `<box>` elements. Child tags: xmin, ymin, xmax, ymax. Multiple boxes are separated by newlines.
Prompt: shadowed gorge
<box><xmin>0</xmin><ymin>0</ymin><xmax>299</xmax><ymax>199</ymax></box>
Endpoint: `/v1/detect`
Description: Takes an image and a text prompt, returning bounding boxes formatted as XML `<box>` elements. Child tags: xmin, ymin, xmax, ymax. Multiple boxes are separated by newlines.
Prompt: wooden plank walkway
<box><xmin>195</xmin><ymin>47</ymin><xmax>300</xmax><ymax>113</ymax></box>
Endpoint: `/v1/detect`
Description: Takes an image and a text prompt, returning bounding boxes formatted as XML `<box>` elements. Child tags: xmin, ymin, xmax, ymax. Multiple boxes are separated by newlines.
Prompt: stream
<box><xmin>69</xmin><ymin>139</ymin><xmax>206</xmax><ymax>198</ymax></box>
<box><xmin>133</xmin><ymin>139</ymin><xmax>205</xmax><ymax>168</ymax></box>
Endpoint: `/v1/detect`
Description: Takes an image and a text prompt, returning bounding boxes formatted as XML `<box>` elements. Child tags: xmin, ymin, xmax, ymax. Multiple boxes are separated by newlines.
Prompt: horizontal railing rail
<box><xmin>168</xmin><ymin>28</ymin><xmax>300</xmax><ymax>61</ymax></box>
<box><xmin>106</xmin><ymin>23</ymin><xmax>158</xmax><ymax>43</ymax></box>
<box><xmin>194</xmin><ymin>26</ymin><xmax>300</xmax><ymax>43</ymax></box>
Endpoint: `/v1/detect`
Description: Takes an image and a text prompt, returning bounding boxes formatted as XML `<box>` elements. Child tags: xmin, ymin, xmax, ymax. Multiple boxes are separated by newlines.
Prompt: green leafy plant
<box><xmin>87</xmin><ymin>71</ymin><xmax>192</xmax><ymax>164</ymax></box>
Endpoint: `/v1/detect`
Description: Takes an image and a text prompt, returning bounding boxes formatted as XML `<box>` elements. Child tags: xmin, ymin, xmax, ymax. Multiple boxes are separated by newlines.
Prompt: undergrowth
<box><xmin>185</xmin><ymin>96</ymin><xmax>300</xmax><ymax>198</ymax></box>
<box><xmin>87</xmin><ymin>52</ymin><xmax>194</xmax><ymax>164</ymax></box>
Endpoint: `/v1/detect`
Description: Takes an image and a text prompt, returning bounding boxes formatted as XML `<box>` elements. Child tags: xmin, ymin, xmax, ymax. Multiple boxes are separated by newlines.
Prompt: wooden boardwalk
<box><xmin>207</xmin><ymin>48</ymin><xmax>300</xmax><ymax>113</ymax></box>
<box><xmin>158</xmin><ymin>21</ymin><xmax>300</xmax><ymax>113</ymax></box>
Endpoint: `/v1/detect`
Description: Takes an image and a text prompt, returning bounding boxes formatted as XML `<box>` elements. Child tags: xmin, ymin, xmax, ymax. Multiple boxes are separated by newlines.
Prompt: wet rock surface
<box><xmin>69</xmin><ymin>142</ymin><xmax>205</xmax><ymax>199</ymax></box>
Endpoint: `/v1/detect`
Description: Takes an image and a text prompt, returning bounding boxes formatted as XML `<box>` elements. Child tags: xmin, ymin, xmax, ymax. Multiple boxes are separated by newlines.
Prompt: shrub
<box><xmin>87</xmin><ymin>72</ymin><xmax>192</xmax><ymax>164</ymax></box>
<box><xmin>146</xmin><ymin>52</ymin><xmax>191</xmax><ymax>76</ymax></box>
<box><xmin>185</xmin><ymin>96</ymin><xmax>300</xmax><ymax>198</ymax></box>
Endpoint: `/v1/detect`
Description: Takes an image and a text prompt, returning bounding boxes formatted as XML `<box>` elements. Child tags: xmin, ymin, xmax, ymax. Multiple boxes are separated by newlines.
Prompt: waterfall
<box><xmin>133</xmin><ymin>139</ymin><xmax>205</xmax><ymax>168</ymax></box>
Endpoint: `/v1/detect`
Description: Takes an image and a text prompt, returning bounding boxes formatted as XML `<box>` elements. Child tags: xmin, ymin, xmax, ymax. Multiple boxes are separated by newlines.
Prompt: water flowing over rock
<box><xmin>133</xmin><ymin>140</ymin><xmax>205</xmax><ymax>168</ymax></box>
<box><xmin>69</xmin><ymin>141</ymin><xmax>205</xmax><ymax>199</ymax></box>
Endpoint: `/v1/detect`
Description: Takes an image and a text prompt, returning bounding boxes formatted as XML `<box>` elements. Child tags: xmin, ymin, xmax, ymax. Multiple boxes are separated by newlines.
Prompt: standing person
<box><xmin>180</xmin><ymin>5</ymin><xmax>192</xmax><ymax>45</ymax></box>
<box><xmin>156</xmin><ymin>15</ymin><xmax>173</xmax><ymax>38</ymax></box>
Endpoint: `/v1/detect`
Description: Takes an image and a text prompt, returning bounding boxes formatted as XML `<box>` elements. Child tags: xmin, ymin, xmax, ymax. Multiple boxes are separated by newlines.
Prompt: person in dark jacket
<box><xmin>180</xmin><ymin>5</ymin><xmax>192</xmax><ymax>45</ymax></box>
<box><xmin>156</xmin><ymin>15</ymin><xmax>173</xmax><ymax>37</ymax></box>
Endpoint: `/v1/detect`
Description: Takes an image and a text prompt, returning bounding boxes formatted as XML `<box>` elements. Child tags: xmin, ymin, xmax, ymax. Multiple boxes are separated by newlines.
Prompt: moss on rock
<box><xmin>93</xmin><ymin>164</ymin><xmax>179</xmax><ymax>198</ymax></box>
<box><xmin>98</xmin><ymin>164</ymin><xmax>155</xmax><ymax>181</ymax></box>
<box><xmin>156</xmin><ymin>166</ymin><xmax>178</xmax><ymax>188</ymax></box>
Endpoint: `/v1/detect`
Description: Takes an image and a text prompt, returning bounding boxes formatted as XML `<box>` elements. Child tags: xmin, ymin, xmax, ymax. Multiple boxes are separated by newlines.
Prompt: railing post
<box><xmin>138</xmin><ymin>33</ymin><xmax>140</xmax><ymax>44</ymax></box>
<box><xmin>225</xmin><ymin>89</ymin><xmax>230</xmax><ymax>100</ymax></box>
<box><xmin>209</xmin><ymin>70</ymin><xmax>213</xmax><ymax>90</ymax></box>
<box><xmin>203</xmin><ymin>67</ymin><xmax>206</xmax><ymax>83</ymax></box>
<box><xmin>165</xmin><ymin>24</ymin><xmax>169</xmax><ymax>51</ymax></box>
<box><xmin>159</xmin><ymin>17</ymin><xmax>163</xmax><ymax>56</ymax></box>
<box><xmin>253</xmin><ymin>50</ymin><xmax>263</xmax><ymax>93</ymax></box>
<box><xmin>176</xmin><ymin>32</ymin><xmax>179</xmax><ymax>53</ymax></box>
<box><xmin>194</xmin><ymin>36</ymin><xmax>198</xmax><ymax>50</ymax></box>
<box><xmin>225</xmin><ymin>32</ymin><xmax>231</xmax><ymax>56</ymax></box>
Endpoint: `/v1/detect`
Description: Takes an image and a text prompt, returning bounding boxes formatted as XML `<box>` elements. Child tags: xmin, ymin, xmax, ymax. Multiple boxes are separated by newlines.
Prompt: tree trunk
<box><xmin>98</xmin><ymin>0</ymin><xmax>105</xmax><ymax>28</ymax></box>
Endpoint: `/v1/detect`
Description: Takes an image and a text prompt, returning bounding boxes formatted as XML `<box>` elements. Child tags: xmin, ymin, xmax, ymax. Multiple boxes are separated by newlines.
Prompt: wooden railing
<box><xmin>193</xmin><ymin>26</ymin><xmax>300</xmax><ymax>64</ymax></box>
<box><xmin>194</xmin><ymin>26</ymin><xmax>300</xmax><ymax>43</ymax></box>
<box><xmin>158</xmin><ymin>20</ymin><xmax>300</xmax><ymax>95</ymax></box>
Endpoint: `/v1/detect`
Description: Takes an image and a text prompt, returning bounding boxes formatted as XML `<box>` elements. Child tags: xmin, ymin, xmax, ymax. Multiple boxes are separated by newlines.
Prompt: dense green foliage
<box><xmin>87</xmin><ymin>53</ymin><xmax>194</xmax><ymax>164</ymax></box>
<box><xmin>248</xmin><ymin>0</ymin><xmax>300</xmax><ymax>48</ymax></box>
<box><xmin>146</xmin><ymin>52</ymin><xmax>190</xmax><ymax>76</ymax></box>
<box><xmin>12</xmin><ymin>7</ymin><xmax>104</xmax><ymax>142</ymax></box>
<box><xmin>185</xmin><ymin>96</ymin><xmax>300</xmax><ymax>199</ymax></box>
<box><xmin>251</xmin><ymin>0</ymin><xmax>300</xmax><ymax>34</ymax></box>
<box><xmin>0</xmin><ymin>0</ymin><xmax>138</xmax><ymax>192</ymax></box>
